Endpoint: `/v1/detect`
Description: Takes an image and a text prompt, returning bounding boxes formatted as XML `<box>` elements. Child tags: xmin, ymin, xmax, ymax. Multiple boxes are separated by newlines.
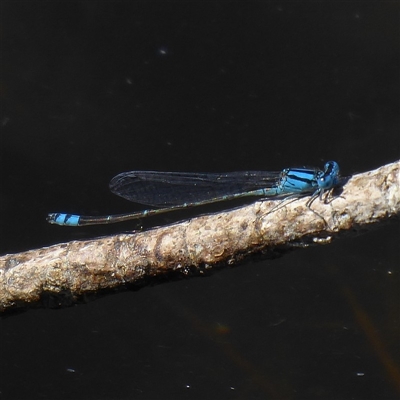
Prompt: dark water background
<box><xmin>1</xmin><ymin>2</ymin><xmax>399</xmax><ymax>399</ymax></box>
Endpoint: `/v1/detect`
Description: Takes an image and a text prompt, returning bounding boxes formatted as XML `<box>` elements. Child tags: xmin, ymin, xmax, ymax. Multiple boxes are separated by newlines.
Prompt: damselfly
<box><xmin>47</xmin><ymin>161</ymin><xmax>340</xmax><ymax>226</ymax></box>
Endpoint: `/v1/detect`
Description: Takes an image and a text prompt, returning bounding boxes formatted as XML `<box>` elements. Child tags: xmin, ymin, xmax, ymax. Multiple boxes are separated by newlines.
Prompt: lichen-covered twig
<box><xmin>1</xmin><ymin>160</ymin><xmax>399</xmax><ymax>312</ymax></box>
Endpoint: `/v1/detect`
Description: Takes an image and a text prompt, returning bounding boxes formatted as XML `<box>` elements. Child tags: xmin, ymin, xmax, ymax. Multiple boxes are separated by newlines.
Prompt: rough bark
<box><xmin>1</xmin><ymin>160</ymin><xmax>399</xmax><ymax>312</ymax></box>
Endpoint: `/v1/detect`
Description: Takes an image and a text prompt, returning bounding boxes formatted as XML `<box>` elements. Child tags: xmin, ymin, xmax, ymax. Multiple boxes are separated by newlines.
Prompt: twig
<box><xmin>1</xmin><ymin>161</ymin><xmax>399</xmax><ymax>313</ymax></box>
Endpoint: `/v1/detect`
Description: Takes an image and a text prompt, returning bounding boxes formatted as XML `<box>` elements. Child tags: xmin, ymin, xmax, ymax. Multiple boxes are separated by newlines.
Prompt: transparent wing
<box><xmin>109</xmin><ymin>170</ymin><xmax>281</xmax><ymax>207</ymax></box>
